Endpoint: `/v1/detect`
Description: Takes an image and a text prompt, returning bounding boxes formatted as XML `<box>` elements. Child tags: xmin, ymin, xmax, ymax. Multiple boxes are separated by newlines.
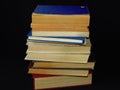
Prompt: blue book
<box><xmin>33</xmin><ymin>5</ymin><xmax>89</xmax><ymax>15</ymax></box>
<box><xmin>28</xmin><ymin>36</ymin><xmax>86</xmax><ymax>45</ymax></box>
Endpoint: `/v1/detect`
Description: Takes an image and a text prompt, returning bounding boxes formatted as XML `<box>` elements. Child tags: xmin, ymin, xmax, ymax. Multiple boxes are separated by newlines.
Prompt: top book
<box><xmin>31</xmin><ymin>5</ymin><xmax>90</xmax><ymax>36</ymax></box>
<box><xmin>33</xmin><ymin>5</ymin><xmax>89</xmax><ymax>15</ymax></box>
<box><xmin>32</xmin><ymin>5</ymin><xmax>90</xmax><ymax>27</ymax></box>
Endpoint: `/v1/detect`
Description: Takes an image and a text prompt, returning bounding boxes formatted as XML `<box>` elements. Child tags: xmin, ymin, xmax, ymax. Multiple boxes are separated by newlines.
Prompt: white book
<box><xmin>28</xmin><ymin>36</ymin><xmax>86</xmax><ymax>45</ymax></box>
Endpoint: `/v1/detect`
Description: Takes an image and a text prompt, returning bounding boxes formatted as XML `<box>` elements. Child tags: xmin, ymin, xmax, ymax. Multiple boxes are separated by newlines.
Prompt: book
<box><xmin>27</xmin><ymin>37</ymin><xmax>91</xmax><ymax>46</ymax></box>
<box><xmin>28</xmin><ymin>68</ymin><xmax>89</xmax><ymax>76</ymax></box>
<box><xmin>25</xmin><ymin>53</ymin><xmax>90</xmax><ymax>63</ymax></box>
<box><xmin>32</xmin><ymin>5</ymin><xmax>90</xmax><ymax>26</ymax></box>
<box><xmin>31</xmin><ymin>24</ymin><xmax>89</xmax><ymax>31</ymax></box>
<box><xmin>27</xmin><ymin>36</ymin><xmax>86</xmax><ymax>45</ymax></box>
<box><xmin>30</xmin><ymin>30</ymin><xmax>89</xmax><ymax>37</ymax></box>
<box><xmin>27</xmin><ymin>42</ymin><xmax>90</xmax><ymax>54</ymax></box>
<box><xmin>32</xmin><ymin>73</ymin><xmax>92</xmax><ymax>90</ymax></box>
<box><xmin>31</xmin><ymin>61</ymin><xmax>95</xmax><ymax>70</ymax></box>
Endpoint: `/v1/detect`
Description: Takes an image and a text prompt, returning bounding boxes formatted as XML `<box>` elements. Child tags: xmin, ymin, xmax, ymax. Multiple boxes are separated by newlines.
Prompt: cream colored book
<box><xmin>32</xmin><ymin>61</ymin><xmax>95</xmax><ymax>70</ymax></box>
<box><xmin>27</xmin><ymin>43</ymin><xmax>90</xmax><ymax>54</ymax></box>
<box><xmin>28</xmin><ymin>68</ymin><xmax>89</xmax><ymax>76</ymax></box>
<box><xmin>25</xmin><ymin>53</ymin><xmax>90</xmax><ymax>63</ymax></box>
<box><xmin>31</xmin><ymin>31</ymin><xmax>89</xmax><ymax>37</ymax></box>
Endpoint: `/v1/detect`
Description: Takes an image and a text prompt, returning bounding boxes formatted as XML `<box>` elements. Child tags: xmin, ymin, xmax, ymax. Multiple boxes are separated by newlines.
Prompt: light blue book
<box><xmin>28</xmin><ymin>36</ymin><xmax>86</xmax><ymax>45</ymax></box>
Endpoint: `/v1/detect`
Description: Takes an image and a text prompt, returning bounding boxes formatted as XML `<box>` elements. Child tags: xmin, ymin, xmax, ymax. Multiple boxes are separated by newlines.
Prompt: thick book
<box><xmin>32</xmin><ymin>5</ymin><xmax>90</xmax><ymax>26</ymax></box>
<box><xmin>27</xmin><ymin>36</ymin><xmax>86</xmax><ymax>45</ymax></box>
<box><xmin>25</xmin><ymin>52</ymin><xmax>90</xmax><ymax>63</ymax></box>
<box><xmin>31</xmin><ymin>61</ymin><xmax>95</xmax><ymax>70</ymax></box>
<box><xmin>27</xmin><ymin>42</ymin><xmax>91</xmax><ymax>54</ymax></box>
<box><xmin>32</xmin><ymin>73</ymin><xmax>92</xmax><ymax>90</ymax></box>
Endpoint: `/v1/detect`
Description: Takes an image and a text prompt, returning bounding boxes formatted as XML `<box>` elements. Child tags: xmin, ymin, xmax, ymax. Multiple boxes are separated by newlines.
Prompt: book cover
<box><xmin>33</xmin><ymin>5</ymin><xmax>89</xmax><ymax>14</ymax></box>
<box><xmin>27</xmin><ymin>30</ymin><xmax>32</xmax><ymax>36</ymax></box>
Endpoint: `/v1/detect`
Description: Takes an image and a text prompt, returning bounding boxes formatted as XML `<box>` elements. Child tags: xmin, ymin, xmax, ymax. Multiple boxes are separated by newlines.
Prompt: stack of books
<box><xmin>28</xmin><ymin>5</ymin><xmax>90</xmax><ymax>37</ymax></box>
<box><xmin>25</xmin><ymin>5</ymin><xmax>95</xmax><ymax>90</ymax></box>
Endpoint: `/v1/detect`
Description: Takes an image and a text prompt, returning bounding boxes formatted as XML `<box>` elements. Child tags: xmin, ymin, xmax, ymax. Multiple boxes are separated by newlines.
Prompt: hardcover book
<box><xmin>32</xmin><ymin>5</ymin><xmax>90</xmax><ymax>29</ymax></box>
<box><xmin>32</xmin><ymin>73</ymin><xmax>92</xmax><ymax>90</ymax></box>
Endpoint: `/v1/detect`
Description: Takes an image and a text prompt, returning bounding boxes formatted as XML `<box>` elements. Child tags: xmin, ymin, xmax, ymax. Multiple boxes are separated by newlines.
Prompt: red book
<box><xmin>32</xmin><ymin>72</ymin><xmax>92</xmax><ymax>90</ymax></box>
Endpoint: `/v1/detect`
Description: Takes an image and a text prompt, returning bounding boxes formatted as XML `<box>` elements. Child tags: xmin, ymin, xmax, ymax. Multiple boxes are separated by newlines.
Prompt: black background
<box><xmin>1</xmin><ymin>0</ymin><xmax>120</xmax><ymax>90</ymax></box>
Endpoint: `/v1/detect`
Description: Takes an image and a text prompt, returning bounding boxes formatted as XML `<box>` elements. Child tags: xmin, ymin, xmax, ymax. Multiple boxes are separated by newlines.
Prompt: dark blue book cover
<box><xmin>27</xmin><ymin>30</ymin><xmax>32</xmax><ymax>36</ymax></box>
<box><xmin>33</xmin><ymin>5</ymin><xmax>89</xmax><ymax>15</ymax></box>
